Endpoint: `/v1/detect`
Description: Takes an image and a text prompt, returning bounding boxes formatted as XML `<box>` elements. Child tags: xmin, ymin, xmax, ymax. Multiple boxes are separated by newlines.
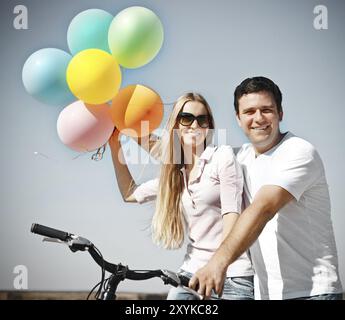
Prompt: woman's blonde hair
<box><xmin>151</xmin><ymin>93</ymin><xmax>215</xmax><ymax>249</ymax></box>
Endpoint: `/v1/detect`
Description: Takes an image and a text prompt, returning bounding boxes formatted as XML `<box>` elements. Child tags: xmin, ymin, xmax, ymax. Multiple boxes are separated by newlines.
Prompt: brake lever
<box><xmin>161</xmin><ymin>270</ymin><xmax>203</xmax><ymax>300</ymax></box>
<box><xmin>42</xmin><ymin>236</ymin><xmax>93</xmax><ymax>253</ymax></box>
<box><xmin>179</xmin><ymin>285</ymin><xmax>204</xmax><ymax>300</ymax></box>
<box><xmin>42</xmin><ymin>237</ymin><xmax>68</xmax><ymax>245</ymax></box>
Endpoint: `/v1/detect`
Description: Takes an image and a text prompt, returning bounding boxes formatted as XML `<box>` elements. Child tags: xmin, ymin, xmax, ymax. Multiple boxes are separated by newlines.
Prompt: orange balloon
<box><xmin>110</xmin><ymin>85</ymin><xmax>163</xmax><ymax>137</ymax></box>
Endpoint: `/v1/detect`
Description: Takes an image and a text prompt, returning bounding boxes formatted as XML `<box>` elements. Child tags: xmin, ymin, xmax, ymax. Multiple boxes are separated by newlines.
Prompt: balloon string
<box><xmin>33</xmin><ymin>150</ymin><xmax>91</xmax><ymax>161</ymax></box>
<box><xmin>72</xmin><ymin>152</ymin><xmax>88</xmax><ymax>160</ymax></box>
<box><xmin>33</xmin><ymin>151</ymin><xmax>51</xmax><ymax>159</ymax></box>
<box><xmin>91</xmin><ymin>144</ymin><xmax>106</xmax><ymax>161</ymax></box>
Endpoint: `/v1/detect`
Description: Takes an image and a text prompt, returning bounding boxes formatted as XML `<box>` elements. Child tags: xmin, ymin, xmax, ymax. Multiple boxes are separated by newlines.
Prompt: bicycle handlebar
<box><xmin>30</xmin><ymin>223</ymin><xmax>193</xmax><ymax>293</ymax></box>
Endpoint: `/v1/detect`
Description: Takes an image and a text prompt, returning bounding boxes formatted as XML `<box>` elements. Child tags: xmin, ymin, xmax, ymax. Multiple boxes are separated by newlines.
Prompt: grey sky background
<box><xmin>0</xmin><ymin>0</ymin><xmax>344</xmax><ymax>294</ymax></box>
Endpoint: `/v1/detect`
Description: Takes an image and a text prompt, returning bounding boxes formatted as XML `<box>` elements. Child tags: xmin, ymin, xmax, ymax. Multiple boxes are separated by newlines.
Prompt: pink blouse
<box><xmin>133</xmin><ymin>145</ymin><xmax>253</xmax><ymax>277</ymax></box>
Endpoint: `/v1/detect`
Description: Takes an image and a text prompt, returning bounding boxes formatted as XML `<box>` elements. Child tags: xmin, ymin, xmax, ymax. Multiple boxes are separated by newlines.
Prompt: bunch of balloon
<box><xmin>63</xmin><ymin>9</ymin><xmax>121</xmax><ymax>152</ymax></box>
<box><xmin>22</xmin><ymin>6</ymin><xmax>164</xmax><ymax>153</ymax></box>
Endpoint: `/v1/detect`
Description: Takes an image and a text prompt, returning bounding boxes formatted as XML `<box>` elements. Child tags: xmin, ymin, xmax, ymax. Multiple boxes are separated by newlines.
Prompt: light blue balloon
<box><xmin>22</xmin><ymin>48</ymin><xmax>75</xmax><ymax>107</ymax></box>
<box><xmin>67</xmin><ymin>9</ymin><xmax>113</xmax><ymax>55</ymax></box>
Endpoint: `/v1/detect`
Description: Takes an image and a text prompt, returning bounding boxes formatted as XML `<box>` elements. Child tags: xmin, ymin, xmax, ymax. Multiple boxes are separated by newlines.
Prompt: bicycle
<box><xmin>30</xmin><ymin>223</ymin><xmax>202</xmax><ymax>300</ymax></box>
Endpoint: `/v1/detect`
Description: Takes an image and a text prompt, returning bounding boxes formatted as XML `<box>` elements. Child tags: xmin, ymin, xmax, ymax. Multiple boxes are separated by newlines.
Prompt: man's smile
<box><xmin>251</xmin><ymin>125</ymin><xmax>270</xmax><ymax>131</ymax></box>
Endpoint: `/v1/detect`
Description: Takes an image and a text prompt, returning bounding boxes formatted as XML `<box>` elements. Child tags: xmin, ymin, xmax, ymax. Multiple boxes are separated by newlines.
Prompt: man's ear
<box><xmin>236</xmin><ymin>113</ymin><xmax>242</xmax><ymax>127</ymax></box>
<box><xmin>279</xmin><ymin>111</ymin><xmax>283</xmax><ymax>121</ymax></box>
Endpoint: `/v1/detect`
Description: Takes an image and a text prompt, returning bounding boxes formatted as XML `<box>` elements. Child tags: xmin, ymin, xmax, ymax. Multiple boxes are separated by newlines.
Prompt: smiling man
<box><xmin>190</xmin><ymin>77</ymin><xmax>343</xmax><ymax>300</ymax></box>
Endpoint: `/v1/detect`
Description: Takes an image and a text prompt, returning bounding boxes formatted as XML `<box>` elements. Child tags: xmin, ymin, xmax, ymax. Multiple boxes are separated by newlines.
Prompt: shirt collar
<box><xmin>251</xmin><ymin>131</ymin><xmax>291</xmax><ymax>158</ymax></box>
<box><xmin>199</xmin><ymin>144</ymin><xmax>218</xmax><ymax>162</ymax></box>
<box><xmin>180</xmin><ymin>144</ymin><xmax>217</xmax><ymax>173</ymax></box>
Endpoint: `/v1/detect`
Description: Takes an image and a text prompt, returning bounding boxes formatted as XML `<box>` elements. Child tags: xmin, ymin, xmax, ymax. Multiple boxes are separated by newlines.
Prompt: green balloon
<box><xmin>108</xmin><ymin>6</ymin><xmax>164</xmax><ymax>69</ymax></box>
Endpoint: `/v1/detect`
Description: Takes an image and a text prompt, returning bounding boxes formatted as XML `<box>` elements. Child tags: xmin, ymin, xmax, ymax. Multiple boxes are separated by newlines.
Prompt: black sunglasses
<box><xmin>177</xmin><ymin>112</ymin><xmax>210</xmax><ymax>128</ymax></box>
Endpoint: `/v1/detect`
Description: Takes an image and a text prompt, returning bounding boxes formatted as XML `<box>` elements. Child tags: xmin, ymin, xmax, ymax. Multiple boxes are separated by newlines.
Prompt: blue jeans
<box><xmin>290</xmin><ymin>293</ymin><xmax>343</xmax><ymax>300</ymax></box>
<box><xmin>167</xmin><ymin>270</ymin><xmax>254</xmax><ymax>300</ymax></box>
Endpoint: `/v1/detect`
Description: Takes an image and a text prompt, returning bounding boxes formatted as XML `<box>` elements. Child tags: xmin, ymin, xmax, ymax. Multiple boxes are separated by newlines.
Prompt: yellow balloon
<box><xmin>66</xmin><ymin>49</ymin><xmax>121</xmax><ymax>104</ymax></box>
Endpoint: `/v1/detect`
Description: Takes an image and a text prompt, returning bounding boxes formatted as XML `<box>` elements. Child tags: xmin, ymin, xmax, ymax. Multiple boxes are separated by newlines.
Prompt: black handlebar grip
<box><xmin>31</xmin><ymin>223</ymin><xmax>71</xmax><ymax>241</ymax></box>
<box><xmin>178</xmin><ymin>274</ymin><xmax>200</xmax><ymax>291</ymax></box>
<box><xmin>178</xmin><ymin>274</ymin><xmax>191</xmax><ymax>287</ymax></box>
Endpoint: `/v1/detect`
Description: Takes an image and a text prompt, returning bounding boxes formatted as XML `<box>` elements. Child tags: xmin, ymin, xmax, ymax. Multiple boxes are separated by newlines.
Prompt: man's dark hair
<box><xmin>234</xmin><ymin>76</ymin><xmax>283</xmax><ymax>114</ymax></box>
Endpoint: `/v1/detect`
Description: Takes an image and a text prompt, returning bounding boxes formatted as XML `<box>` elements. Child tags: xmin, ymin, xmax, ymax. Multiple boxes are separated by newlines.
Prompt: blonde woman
<box><xmin>109</xmin><ymin>93</ymin><xmax>254</xmax><ymax>300</ymax></box>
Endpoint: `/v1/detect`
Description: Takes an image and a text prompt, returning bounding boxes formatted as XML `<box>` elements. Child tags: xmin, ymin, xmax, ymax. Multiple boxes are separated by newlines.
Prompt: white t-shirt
<box><xmin>133</xmin><ymin>145</ymin><xmax>254</xmax><ymax>277</ymax></box>
<box><xmin>237</xmin><ymin>132</ymin><xmax>342</xmax><ymax>299</ymax></box>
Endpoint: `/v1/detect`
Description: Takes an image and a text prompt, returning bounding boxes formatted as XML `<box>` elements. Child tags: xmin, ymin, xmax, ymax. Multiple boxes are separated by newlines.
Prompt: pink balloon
<box><xmin>57</xmin><ymin>100</ymin><xmax>114</xmax><ymax>152</ymax></box>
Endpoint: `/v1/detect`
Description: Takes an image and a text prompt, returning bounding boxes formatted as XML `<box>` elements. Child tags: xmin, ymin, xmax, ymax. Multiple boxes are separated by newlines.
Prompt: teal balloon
<box><xmin>108</xmin><ymin>6</ymin><xmax>164</xmax><ymax>69</ymax></box>
<box><xmin>22</xmin><ymin>48</ymin><xmax>75</xmax><ymax>107</ymax></box>
<box><xmin>67</xmin><ymin>9</ymin><xmax>113</xmax><ymax>55</ymax></box>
